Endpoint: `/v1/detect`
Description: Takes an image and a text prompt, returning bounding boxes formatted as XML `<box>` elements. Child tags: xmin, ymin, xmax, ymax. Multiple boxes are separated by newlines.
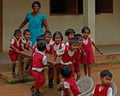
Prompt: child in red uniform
<box><xmin>59</xmin><ymin>38</ymin><xmax>81</xmax><ymax>81</ymax></box>
<box><xmin>93</xmin><ymin>70</ymin><xmax>113</xmax><ymax>96</ymax></box>
<box><xmin>21</xmin><ymin>29</ymin><xmax>32</xmax><ymax>71</ymax></box>
<box><xmin>60</xmin><ymin>65</ymin><xmax>81</xmax><ymax>96</ymax></box>
<box><xmin>9</xmin><ymin>29</ymin><xmax>22</xmax><ymax>76</ymax></box>
<box><xmin>44</xmin><ymin>31</ymin><xmax>54</xmax><ymax>88</ymax></box>
<box><xmin>31</xmin><ymin>41</ymin><xmax>47</xmax><ymax>96</ymax></box>
<box><xmin>65</xmin><ymin>28</ymin><xmax>76</xmax><ymax>50</ymax></box>
<box><xmin>52</xmin><ymin>31</ymin><xmax>65</xmax><ymax>84</ymax></box>
<box><xmin>81</xmin><ymin>26</ymin><xmax>103</xmax><ymax>77</ymax></box>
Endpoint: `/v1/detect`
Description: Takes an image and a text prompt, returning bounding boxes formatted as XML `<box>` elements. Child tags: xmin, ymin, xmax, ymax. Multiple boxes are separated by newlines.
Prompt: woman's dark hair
<box><xmin>36</xmin><ymin>34</ymin><xmax>45</xmax><ymax>42</ymax></box>
<box><xmin>65</xmin><ymin>28</ymin><xmax>75</xmax><ymax>36</ymax></box>
<box><xmin>100</xmin><ymin>70</ymin><xmax>113</xmax><ymax>78</ymax></box>
<box><xmin>23</xmin><ymin>29</ymin><xmax>30</xmax><ymax>36</ymax></box>
<box><xmin>32</xmin><ymin>1</ymin><xmax>41</xmax><ymax>8</ymax></box>
<box><xmin>74</xmin><ymin>34</ymin><xmax>83</xmax><ymax>40</ymax></box>
<box><xmin>44</xmin><ymin>31</ymin><xmax>52</xmax><ymax>37</ymax></box>
<box><xmin>14</xmin><ymin>29</ymin><xmax>22</xmax><ymax>36</ymax></box>
<box><xmin>60</xmin><ymin>65</ymin><xmax>72</xmax><ymax>78</ymax></box>
<box><xmin>53</xmin><ymin>31</ymin><xmax>63</xmax><ymax>41</ymax></box>
<box><xmin>37</xmin><ymin>41</ymin><xmax>46</xmax><ymax>52</ymax></box>
<box><xmin>69</xmin><ymin>38</ymin><xmax>78</xmax><ymax>45</ymax></box>
<box><xmin>81</xmin><ymin>26</ymin><xmax>90</xmax><ymax>34</ymax></box>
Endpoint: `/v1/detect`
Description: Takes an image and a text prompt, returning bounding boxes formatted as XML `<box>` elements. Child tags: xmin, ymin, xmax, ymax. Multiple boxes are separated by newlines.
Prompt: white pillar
<box><xmin>83</xmin><ymin>0</ymin><xmax>95</xmax><ymax>40</ymax></box>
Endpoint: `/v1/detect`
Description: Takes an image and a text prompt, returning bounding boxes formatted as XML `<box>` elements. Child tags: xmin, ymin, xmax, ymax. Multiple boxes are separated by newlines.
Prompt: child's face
<box><xmin>82</xmin><ymin>30</ymin><xmax>90</xmax><ymax>39</ymax></box>
<box><xmin>24</xmin><ymin>32</ymin><xmax>31</xmax><ymax>40</ymax></box>
<box><xmin>78</xmin><ymin>37</ymin><xmax>83</xmax><ymax>45</ymax></box>
<box><xmin>68</xmin><ymin>33</ymin><xmax>75</xmax><ymax>40</ymax></box>
<box><xmin>45</xmin><ymin>34</ymin><xmax>52</xmax><ymax>43</ymax></box>
<box><xmin>15</xmin><ymin>33</ymin><xmax>21</xmax><ymax>40</ymax></box>
<box><xmin>100</xmin><ymin>76</ymin><xmax>112</xmax><ymax>86</ymax></box>
<box><xmin>69</xmin><ymin>43</ymin><xmax>79</xmax><ymax>51</ymax></box>
<box><xmin>54</xmin><ymin>34</ymin><xmax>62</xmax><ymax>44</ymax></box>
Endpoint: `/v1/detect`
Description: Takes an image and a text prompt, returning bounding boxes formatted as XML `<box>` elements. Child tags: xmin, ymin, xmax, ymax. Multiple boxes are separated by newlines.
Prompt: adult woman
<box><xmin>18</xmin><ymin>1</ymin><xmax>49</xmax><ymax>46</ymax></box>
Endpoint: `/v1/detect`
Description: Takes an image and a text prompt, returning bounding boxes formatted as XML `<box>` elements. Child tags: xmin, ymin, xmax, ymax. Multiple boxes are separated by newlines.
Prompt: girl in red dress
<box><xmin>64</xmin><ymin>28</ymin><xmax>76</xmax><ymax>50</ymax></box>
<box><xmin>52</xmin><ymin>31</ymin><xmax>65</xmax><ymax>84</ymax></box>
<box><xmin>60</xmin><ymin>65</ymin><xmax>81</xmax><ymax>96</ymax></box>
<box><xmin>31</xmin><ymin>41</ymin><xmax>47</xmax><ymax>96</ymax></box>
<box><xmin>8</xmin><ymin>29</ymin><xmax>22</xmax><ymax>77</ymax></box>
<box><xmin>93</xmin><ymin>70</ymin><xmax>113</xmax><ymax>96</ymax></box>
<box><xmin>81</xmin><ymin>26</ymin><xmax>103</xmax><ymax>77</ymax></box>
<box><xmin>44</xmin><ymin>31</ymin><xmax>54</xmax><ymax>88</ymax></box>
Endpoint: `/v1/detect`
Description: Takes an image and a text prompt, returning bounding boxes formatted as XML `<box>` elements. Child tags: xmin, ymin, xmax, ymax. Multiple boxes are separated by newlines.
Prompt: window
<box><xmin>50</xmin><ymin>0</ymin><xmax>83</xmax><ymax>15</ymax></box>
<box><xmin>96</xmin><ymin>0</ymin><xmax>113</xmax><ymax>13</ymax></box>
<box><xmin>50</xmin><ymin>0</ymin><xmax>113</xmax><ymax>15</ymax></box>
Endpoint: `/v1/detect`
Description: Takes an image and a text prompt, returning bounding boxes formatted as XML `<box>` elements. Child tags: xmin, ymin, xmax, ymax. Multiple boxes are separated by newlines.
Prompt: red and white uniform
<box><xmin>93</xmin><ymin>84</ymin><xmax>112</xmax><ymax>96</ymax></box>
<box><xmin>45</xmin><ymin>40</ymin><xmax>53</xmax><ymax>55</ymax></box>
<box><xmin>64</xmin><ymin>39</ymin><xmax>69</xmax><ymax>50</ymax></box>
<box><xmin>59</xmin><ymin>49</ymin><xmax>80</xmax><ymax>78</ymax></box>
<box><xmin>22</xmin><ymin>38</ymin><xmax>32</xmax><ymax>50</ymax></box>
<box><xmin>52</xmin><ymin>41</ymin><xmax>65</xmax><ymax>56</ymax></box>
<box><xmin>8</xmin><ymin>37</ymin><xmax>22</xmax><ymax>62</ymax></box>
<box><xmin>81</xmin><ymin>37</ymin><xmax>94</xmax><ymax>64</ymax></box>
<box><xmin>31</xmin><ymin>49</ymin><xmax>47</xmax><ymax>89</ymax></box>
<box><xmin>62</xmin><ymin>77</ymin><xmax>81</xmax><ymax>96</ymax></box>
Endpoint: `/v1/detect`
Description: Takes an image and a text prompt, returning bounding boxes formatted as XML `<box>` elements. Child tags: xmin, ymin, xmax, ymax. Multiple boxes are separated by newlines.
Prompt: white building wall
<box><xmin>2</xmin><ymin>0</ymin><xmax>120</xmax><ymax>51</ymax></box>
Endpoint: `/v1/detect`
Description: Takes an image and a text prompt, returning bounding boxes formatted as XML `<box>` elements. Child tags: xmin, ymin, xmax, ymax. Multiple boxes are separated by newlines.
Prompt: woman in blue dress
<box><xmin>18</xmin><ymin>1</ymin><xmax>49</xmax><ymax>46</ymax></box>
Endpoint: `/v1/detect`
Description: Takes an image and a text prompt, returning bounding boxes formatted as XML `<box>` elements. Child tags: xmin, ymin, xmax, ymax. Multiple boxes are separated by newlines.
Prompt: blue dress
<box><xmin>26</xmin><ymin>13</ymin><xmax>47</xmax><ymax>46</ymax></box>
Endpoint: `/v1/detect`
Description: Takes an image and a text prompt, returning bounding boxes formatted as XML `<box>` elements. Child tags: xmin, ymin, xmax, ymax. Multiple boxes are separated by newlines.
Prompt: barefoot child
<box><xmin>81</xmin><ymin>26</ymin><xmax>103</xmax><ymax>77</ymax></box>
<box><xmin>9</xmin><ymin>29</ymin><xmax>22</xmax><ymax>77</ymax></box>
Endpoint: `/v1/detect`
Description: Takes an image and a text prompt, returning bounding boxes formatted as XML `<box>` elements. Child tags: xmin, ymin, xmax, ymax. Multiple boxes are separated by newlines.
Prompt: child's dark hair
<box><xmin>74</xmin><ymin>34</ymin><xmax>83</xmax><ymax>40</ymax></box>
<box><xmin>14</xmin><ymin>29</ymin><xmax>22</xmax><ymax>36</ymax></box>
<box><xmin>36</xmin><ymin>34</ymin><xmax>45</xmax><ymax>42</ymax></box>
<box><xmin>69</xmin><ymin>38</ymin><xmax>78</xmax><ymax>45</ymax></box>
<box><xmin>32</xmin><ymin>1</ymin><xmax>41</xmax><ymax>8</ymax></box>
<box><xmin>44</xmin><ymin>31</ymin><xmax>52</xmax><ymax>37</ymax></box>
<box><xmin>65</xmin><ymin>28</ymin><xmax>75</xmax><ymax>36</ymax></box>
<box><xmin>81</xmin><ymin>26</ymin><xmax>90</xmax><ymax>34</ymax></box>
<box><xmin>53</xmin><ymin>31</ymin><xmax>63</xmax><ymax>41</ymax></box>
<box><xmin>23</xmin><ymin>29</ymin><xmax>30</xmax><ymax>36</ymax></box>
<box><xmin>100</xmin><ymin>70</ymin><xmax>113</xmax><ymax>78</ymax></box>
<box><xmin>60</xmin><ymin>65</ymin><xmax>72</xmax><ymax>78</ymax></box>
<box><xmin>37</xmin><ymin>41</ymin><xmax>46</xmax><ymax>52</ymax></box>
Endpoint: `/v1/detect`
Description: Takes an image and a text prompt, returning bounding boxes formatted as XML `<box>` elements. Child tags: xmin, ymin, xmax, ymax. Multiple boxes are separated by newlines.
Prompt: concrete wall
<box><xmin>3</xmin><ymin>0</ymin><xmax>120</xmax><ymax>51</ymax></box>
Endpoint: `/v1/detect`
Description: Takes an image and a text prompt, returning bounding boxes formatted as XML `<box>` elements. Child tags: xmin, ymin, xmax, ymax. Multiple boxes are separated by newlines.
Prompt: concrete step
<box><xmin>0</xmin><ymin>71</ymin><xmax>33</xmax><ymax>82</ymax></box>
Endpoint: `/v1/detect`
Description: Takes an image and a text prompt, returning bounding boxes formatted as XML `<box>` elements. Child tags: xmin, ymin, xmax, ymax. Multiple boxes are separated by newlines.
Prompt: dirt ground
<box><xmin>0</xmin><ymin>63</ymin><xmax>120</xmax><ymax>96</ymax></box>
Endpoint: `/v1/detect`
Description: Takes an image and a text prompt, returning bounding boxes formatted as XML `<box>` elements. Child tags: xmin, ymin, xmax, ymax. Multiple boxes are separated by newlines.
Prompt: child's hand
<box><xmin>99</xmin><ymin>51</ymin><xmax>103</xmax><ymax>55</ymax></box>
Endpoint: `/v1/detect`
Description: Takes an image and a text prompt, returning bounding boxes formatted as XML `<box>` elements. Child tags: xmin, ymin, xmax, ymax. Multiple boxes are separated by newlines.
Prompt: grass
<box><xmin>4</xmin><ymin>79</ymin><xmax>34</xmax><ymax>84</ymax></box>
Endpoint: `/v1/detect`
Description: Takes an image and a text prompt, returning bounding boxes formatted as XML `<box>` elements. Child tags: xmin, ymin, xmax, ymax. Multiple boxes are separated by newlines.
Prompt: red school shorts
<box><xmin>9</xmin><ymin>50</ymin><xmax>18</xmax><ymax>62</ymax></box>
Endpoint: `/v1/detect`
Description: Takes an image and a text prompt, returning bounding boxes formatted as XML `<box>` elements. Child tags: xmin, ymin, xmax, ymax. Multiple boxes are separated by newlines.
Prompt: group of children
<box><xmin>8</xmin><ymin>26</ymin><xmax>113</xmax><ymax>96</ymax></box>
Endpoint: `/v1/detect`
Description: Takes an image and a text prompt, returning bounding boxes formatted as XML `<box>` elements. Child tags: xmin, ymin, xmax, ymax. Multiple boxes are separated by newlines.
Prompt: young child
<box><xmin>93</xmin><ymin>70</ymin><xmax>113</xmax><ymax>96</ymax></box>
<box><xmin>30</xmin><ymin>41</ymin><xmax>47</xmax><ymax>96</ymax></box>
<box><xmin>52</xmin><ymin>31</ymin><xmax>65</xmax><ymax>84</ymax></box>
<box><xmin>8</xmin><ymin>29</ymin><xmax>22</xmax><ymax>76</ymax></box>
<box><xmin>22</xmin><ymin>29</ymin><xmax>32</xmax><ymax>51</ymax></box>
<box><xmin>65</xmin><ymin>28</ymin><xmax>76</xmax><ymax>50</ymax></box>
<box><xmin>60</xmin><ymin>65</ymin><xmax>81</xmax><ymax>96</ymax></box>
<box><xmin>59</xmin><ymin>38</ymin><xmax>81</xmax><ymax>81</ymax></box>
<box><xmin>44</xmin><ymin>31</ymin><xmax>54</xmax><ymax>88</ymax></box>
<box><xmin>81</xmin><ymin>26</ymin><xmax>103</xmax><ymax>77</ymax></box>
<box><xmin>21</xmin><ymin>29</ymin><xmax>32</xmax><ymax>71</ymax></box>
